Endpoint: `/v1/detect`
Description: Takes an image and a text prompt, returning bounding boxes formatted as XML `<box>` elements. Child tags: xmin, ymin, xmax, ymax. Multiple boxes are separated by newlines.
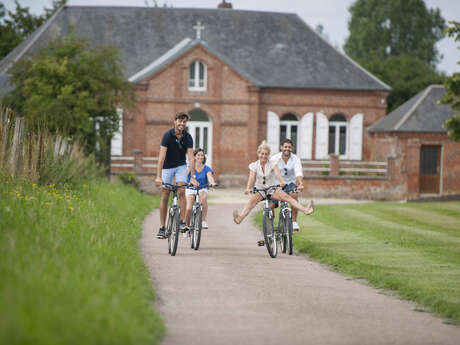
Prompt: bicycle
<box><xmin>252</xmin><ymin>185</ymin><xmax>281</xmax><ymax>258</ymax></box>
<box><xmin>162</xmin><ymin>183</ymin><xmax>188</xmax><ymax>256</ymax></box>
<box><xmin>277</xmin><ymin>189</ymin><xmax>298</xmax><ymax>255</ymax></box>
<box><xmin>188</xmin><ymin>184</ymin><xmax>216</xmax><ymax>250</ymax></box>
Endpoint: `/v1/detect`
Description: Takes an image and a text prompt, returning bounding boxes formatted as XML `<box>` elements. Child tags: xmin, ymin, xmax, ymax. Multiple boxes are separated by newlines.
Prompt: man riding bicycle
<box><xmin>270</xmin><ymin>138</ymin><xmax>304</xmax><ymax>231</ymax></box>
<box><xmin>154</xmin><ymin>112</ymin><xmax>198</xmax><ymax>239</ymax></box>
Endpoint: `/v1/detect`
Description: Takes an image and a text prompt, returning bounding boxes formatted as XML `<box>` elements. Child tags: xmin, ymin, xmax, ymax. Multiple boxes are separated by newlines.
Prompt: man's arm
<box><xmin>155</xmin><ymin>146</ymin><xmax>167</xmax><ymax>186</ymax></box>
<box><xmin>294</xmin><ymin>155</ymin><xmax>304</xmax><ymax>190</ymax></box>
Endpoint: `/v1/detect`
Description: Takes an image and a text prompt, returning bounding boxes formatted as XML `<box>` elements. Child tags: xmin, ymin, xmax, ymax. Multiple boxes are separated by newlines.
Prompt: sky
<box><xmin>2</xmin><ymin>0</ymin><xmax>459</xmax><ymax>74</ymax></box>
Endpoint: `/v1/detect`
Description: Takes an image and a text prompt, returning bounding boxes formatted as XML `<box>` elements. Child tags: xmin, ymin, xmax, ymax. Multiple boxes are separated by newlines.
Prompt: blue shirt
<box><xmin>161</xmin><ymin>128</ymin><xmax>193</xmax><ymax>169</ymax></box>
<box><xmin>187</xmin><ymin>165</ymin><xmax>213</xmax><ymax>187</ymax></box>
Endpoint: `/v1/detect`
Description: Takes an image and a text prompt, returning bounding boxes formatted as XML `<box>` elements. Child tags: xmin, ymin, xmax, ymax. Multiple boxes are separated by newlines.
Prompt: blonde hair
<box><xmin>257</xmin><ymin>140</ymin><xmax>271</xmax><ymax>154</ymax></box>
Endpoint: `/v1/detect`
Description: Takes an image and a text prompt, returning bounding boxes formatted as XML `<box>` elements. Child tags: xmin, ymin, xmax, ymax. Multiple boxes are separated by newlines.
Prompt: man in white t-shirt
<box><xmin>270</xmin><ymin>139</ymin><xmax>304</xmax><ymax>231</ymax></box>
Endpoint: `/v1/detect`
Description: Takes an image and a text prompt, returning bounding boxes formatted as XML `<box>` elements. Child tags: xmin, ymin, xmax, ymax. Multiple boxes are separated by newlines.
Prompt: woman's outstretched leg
<box><xmin>233</xmin><ymin>193</ymin><xmax>263</xmax><ymax>224</ymax></box>
<box><xmin>272</xmin><ymin>189</ymin><xmax>313</xmax><ymax>215</ymax></box>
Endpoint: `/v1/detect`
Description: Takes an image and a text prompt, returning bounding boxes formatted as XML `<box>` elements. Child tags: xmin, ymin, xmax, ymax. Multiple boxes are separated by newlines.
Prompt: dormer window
<box><xmin>189</xmin><ymin>60</ymin><xmax>207</xmax><ymax>91</ymax></box>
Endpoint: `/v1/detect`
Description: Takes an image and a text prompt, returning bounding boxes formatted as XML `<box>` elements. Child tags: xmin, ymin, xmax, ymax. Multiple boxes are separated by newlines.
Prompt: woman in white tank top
<box><xmin>233</xmin><ymin>141</ymin><xmax>313</xmax><ymax>226</ymax></box>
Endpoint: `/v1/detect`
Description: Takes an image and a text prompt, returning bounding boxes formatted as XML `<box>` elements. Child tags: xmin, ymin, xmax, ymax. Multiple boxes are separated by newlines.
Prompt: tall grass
<box><xmin>0</xmin><ymin>175</ymin><xmax>164</xmax><ymax>345</ymax></box>
<box><xmin>0</xmin><ymin>106</ymin><xmax>103</xmax><ymax>187</ymax></box>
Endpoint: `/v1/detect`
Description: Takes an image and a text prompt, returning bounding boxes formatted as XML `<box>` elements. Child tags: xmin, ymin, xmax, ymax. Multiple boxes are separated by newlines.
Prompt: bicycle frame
<box><xmin>189</xmin><ymin>184</ymin><xmax>216</xmax><ymax>249</ymax></box>
<box><xmin>162</xmin><ymin>183</ymin><xmax>187</xmax><ymax>256</ymax></box>
<box><xmin>253</xmin><ymin>185</ymin><xmax>280</xmax><ymax>258</ymax></box>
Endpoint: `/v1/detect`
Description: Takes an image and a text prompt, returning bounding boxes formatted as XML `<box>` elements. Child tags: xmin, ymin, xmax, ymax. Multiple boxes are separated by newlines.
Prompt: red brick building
<box><xmin>98</xmin><ymin>4</ymin><xmax>391</xmax><ymax>187</ymax></box>
<box><xmin>368</xmin><ymin>85</ymin><xmax>460</xmax><ymax>199</ymax></box>
<box><xmin>1</xmin><ymin>4</ymin><xmax>458</xmax><ymax>199</ymax></box>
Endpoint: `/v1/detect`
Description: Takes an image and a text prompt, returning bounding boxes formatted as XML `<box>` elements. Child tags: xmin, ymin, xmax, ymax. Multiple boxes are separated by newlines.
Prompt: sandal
<box><xmin>233</xmin><ymin>210</ymin><xmax>241</xmax><ymax>224</ymax></box>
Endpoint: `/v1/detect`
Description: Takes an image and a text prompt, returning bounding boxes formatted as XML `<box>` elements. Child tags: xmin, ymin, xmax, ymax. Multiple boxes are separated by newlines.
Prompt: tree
<box><xmin>439</xmin><ymin>21</ymin><xmax>460</xmax><ymax>141</ymax></box>
<box><xmin>344</xmin><ymin>0</ymin><xmax>446</xmax><ymax>112</ymax></box>
<box><xmin>0</xmin><ymin>0</ymin><xmax>66</xmax><ymax>60</ymax></box>
<box><xmin>344</xmin><ymin>0</ymin><xmax>445</xmax><ymax>66</ymax></box>
<box><xmin>2</xmin><ymin>33</ymin><xmax>134</xmax><ymax>165</ymax></box>
<box><xmin>365</xmin><ymin>54</ymin><xmax>445</xmax><ymax>111</ymax></box>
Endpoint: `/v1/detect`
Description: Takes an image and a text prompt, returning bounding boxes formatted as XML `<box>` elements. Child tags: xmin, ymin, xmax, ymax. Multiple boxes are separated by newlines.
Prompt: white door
<box><xmin>187</xmin><ymin>121</ymin><xmax>213</xmax><ymax>167</ymax></box>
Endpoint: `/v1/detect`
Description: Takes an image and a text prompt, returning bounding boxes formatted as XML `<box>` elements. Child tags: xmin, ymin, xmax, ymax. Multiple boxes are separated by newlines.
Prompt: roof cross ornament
<box><xmin>193</xmin><ymin>21</ymin><xmax>205</xmax><ymax>40</ymax></box>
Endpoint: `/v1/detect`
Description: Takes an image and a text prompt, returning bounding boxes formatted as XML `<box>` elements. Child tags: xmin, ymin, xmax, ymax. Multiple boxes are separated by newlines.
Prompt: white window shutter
<box><xmin>111</xmin><ymin>108</ymin><xmax>123</xmax><ymax>156</ymax></box>
<box><xmin>299</xmin><ymin>112</ymin><xmax>313</xmax><ymax>159</ymax></box>
<box><xmin>349</xmin><ymin>113</ymin><xmax>363</xmax><ymax>160</ymax></box>
<box><xmin>315</xmin><ymin>112</ymin><xmax>329</xmax><ymax>159</ymax></box>
<box><xmin>267</xmin><ymin>111</ymin><xmax>280</xmax><ymax>154</ymax></box>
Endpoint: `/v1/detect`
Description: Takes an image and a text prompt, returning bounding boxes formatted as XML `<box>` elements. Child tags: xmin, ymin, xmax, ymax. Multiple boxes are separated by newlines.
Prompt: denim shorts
<box><xmin>161</xmin><ymin>164</ymin><xmax>188</xmax><ymax>185</ymax></box>
<box><xmin>185</xmin><ymin>188</ymin><xmax>208</xmax><ymax>195</ymax></box>
<box><xmin>282</xmin><ymin>182</ymin><xmax>298</xmax><ymax>193</ymax></box>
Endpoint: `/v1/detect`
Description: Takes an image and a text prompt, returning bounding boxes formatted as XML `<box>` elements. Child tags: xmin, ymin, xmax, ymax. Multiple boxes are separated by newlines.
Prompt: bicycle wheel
<box><xmin>166</xmin><ymin>211</ymin><xmax>173</xmax><ymax>254</ymax></box>
<box><xmin>168</xmin><ymin>208</ymin><xmax>180</xmax><ymax>256</ymax></box>
<box><xmin>279</xmin><ymin>217</ymin><xmax>287</xmax><ymax>254</ymax></box>
<box><xmin>190</xmin><ymin>209</ymin><xmax>195</xmax><ymax>249</ymax></box>
<box><xmin>285</xmin><ymin>214</ymin><xmax>293</xmax><ymax>255</ymax></box>
<box><xmin>262</xmin><ymin>210</ymin><xmax>277</xmax><ymax>258</ymax></box>
<box><xmin>192</xmin><ymin>206</ymin><xmax>202</xmax><ymax>250</ymax></box>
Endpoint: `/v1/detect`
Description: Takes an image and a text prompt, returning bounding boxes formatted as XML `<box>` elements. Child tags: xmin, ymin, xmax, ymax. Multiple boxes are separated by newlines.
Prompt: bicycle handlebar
<box><xmin>161</xmin><ymin>183</ymin><xmax>190</xmax><ymax>190</ymax></box>
<box><xmin>187</xmin><ymin>183</ymin><xmax>218</xmax><ymax>191</ymax></box>
<box><xmin>252</xmin><ymin>185</ymin><xmax>281</xmax><ymax>193</ymax></box>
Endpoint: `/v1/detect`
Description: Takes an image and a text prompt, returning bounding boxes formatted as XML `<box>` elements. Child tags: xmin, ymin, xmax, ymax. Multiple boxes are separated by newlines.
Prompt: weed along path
<box><xmin>141</xmin><ymin>202</ymin><xmax>460</xmax><ymax>345</ymax></box>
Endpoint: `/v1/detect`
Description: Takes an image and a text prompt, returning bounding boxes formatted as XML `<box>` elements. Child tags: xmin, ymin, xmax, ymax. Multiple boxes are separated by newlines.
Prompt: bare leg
<box><xmin>290</xmin><ymin>192</ymin><xmax>299</xmax><ymax>222</ymax></box>
<box><xmin>159</xmin><ymin>188</ymin><xmax>171</xmax><ymax>227</ymax></box>
<box><xmin>234</xmin><ymin>193</ymin><xmax>263</xmax><ymax>223</ymax></box>
<box><xmin>185</xmin><ymin>194</ymin><xmax>194</xmax><ymax>226</ymax></box>
<box><xmin>272</xmin><ymin>189</ymin><xmax>313</xmax><ymax>215</ymax></box>
<box><xmin>200</xmin><ymin>191</ymin><xmax>208</xmax><ymax>221</ymax></box>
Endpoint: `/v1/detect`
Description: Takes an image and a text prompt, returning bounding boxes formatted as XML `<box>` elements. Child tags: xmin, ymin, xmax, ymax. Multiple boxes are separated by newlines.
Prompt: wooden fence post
<box><xmin>54</xmin><ymin>136</ymin><xmax>62</xmax><ymax>159</ymax></box>
<box><xmin>28</xmin><ymin>131</ymin><xmax>33</xmax><ymax>176</ymax></box>
<box><xmin>37</xmin><ymin>133</ymin><xmax>44</xmax><ymax>172</ymax></box>
<box><xmin>8</xmin><ymin>117</ymin><xmax>25</xmax><ymax>176</ymax></box>
<box><xmin>0</xmin><ymin>108</ymin><xmax>10</xmax><ymax>166</ymax></box>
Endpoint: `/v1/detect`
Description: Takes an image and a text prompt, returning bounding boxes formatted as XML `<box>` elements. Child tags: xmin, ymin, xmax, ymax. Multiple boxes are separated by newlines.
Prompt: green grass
<box><xmin>0</xmin><ymin>176</ymin><xmax>164</xmax><ymax>345</ymax></box>
<box><xmin>292</xmin><ymin>202</ymin><xmax>460</xmax><ymax>324</ymax></box>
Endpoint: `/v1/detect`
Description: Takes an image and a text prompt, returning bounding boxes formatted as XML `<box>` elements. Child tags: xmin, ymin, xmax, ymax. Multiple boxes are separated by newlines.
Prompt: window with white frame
<box><xmin>328</xmin><ymin>114</ymin><xmax>347</xmax><ymax>157</ymax></box>
<box><xmin>188</xmin><ymin>60</ymin><xmax>207</xmax><ymax>91</ymax></box>
<box><xmin>279</xmin><ymin>113</ymin><xmax>299</xmax><ymax>153</ymax></box>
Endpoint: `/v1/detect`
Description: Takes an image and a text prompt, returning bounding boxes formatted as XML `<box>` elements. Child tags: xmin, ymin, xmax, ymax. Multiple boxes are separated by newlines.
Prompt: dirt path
<box><xmin>141</xmin><ymin>197</ymin><xmax>460</xmax><ymax>345</ymax></box>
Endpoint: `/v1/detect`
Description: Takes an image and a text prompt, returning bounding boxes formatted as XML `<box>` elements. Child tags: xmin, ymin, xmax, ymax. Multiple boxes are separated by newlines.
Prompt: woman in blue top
<box><xmin>185</xmin><ymin>148</ymin><xmax>217</xmax><ymax>229</ymax></box>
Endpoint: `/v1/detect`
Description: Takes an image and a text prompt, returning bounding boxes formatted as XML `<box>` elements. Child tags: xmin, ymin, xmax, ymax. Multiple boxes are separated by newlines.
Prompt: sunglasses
<box><xmin>284</xmin><ymin>168</ymin><xmax>288</xmax><ymax>176</ymax></box>
<box><xmin>263</xmin><ymin>176</ymin><xmax>266</xmax><ymax>185</ymax></box>
<box><xmin>176</xmin><ymin>139</ymin><xmax>183</xmax><ymax>150</ymax></box>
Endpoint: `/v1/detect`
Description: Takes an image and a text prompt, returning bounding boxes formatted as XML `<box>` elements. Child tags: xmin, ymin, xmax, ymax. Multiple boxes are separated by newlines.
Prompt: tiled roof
<box><xmin>368</xmin><ymin>85</ymin><xmax>454</xmax><ymax>133</ymax></box>
<box><xmin>0</xmin><ymin>5</ymin><xmax>390</xmax><ymax>91</ymax></box>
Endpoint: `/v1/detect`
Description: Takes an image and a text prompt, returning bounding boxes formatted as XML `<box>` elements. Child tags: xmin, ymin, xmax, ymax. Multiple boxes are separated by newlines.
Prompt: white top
<box><xmin>270</xmin><ymin>152</ymin><xmax>303</xmax><ymax>185</ymax></box>
<box><xmin>249</xmin><ymin>160</ymin><xmax>278</xmax><ymax>189</ymax></box>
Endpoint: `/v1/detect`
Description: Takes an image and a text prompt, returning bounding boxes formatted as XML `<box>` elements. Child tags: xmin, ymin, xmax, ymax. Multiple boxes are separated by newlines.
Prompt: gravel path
<box><xmin>141</xmin><ymin>197</ymin><xmax>460</xmax><ymax>345</ymax></box>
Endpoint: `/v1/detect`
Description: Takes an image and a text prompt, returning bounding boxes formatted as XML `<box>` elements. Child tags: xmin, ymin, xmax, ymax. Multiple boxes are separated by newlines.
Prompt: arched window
<box><xmin>328</xmin><ymin>114</ymin><xmax>347</xmax><ymax>156</ymax></box>
<box><xmin>280</xmin><ymin>113</ymin><xmax>299</xmax><ymax>153</ymax></box>
<box><xmin>186</xmin><ymin>108</ymin><xmax>213</xmax><ymax>166</ymax></box>
<box><xmin>188</xmin><ymin>60</ymin><xmax>207</xmax><ymax>91</ymax></box>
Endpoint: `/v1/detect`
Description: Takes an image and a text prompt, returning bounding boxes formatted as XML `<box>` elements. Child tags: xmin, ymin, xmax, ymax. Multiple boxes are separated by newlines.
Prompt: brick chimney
<box><xmin>218</xmin><ymin>1</ymin><xmax>233</xmax><ymax>9</ymax></box>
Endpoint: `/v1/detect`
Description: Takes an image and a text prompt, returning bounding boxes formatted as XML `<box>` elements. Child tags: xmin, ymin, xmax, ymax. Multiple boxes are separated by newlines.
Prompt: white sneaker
<box><xmin>202</xmin><ymin>221</ymin><xmax>209</xmax><ymax>229</ymax></box>
<box><xmin>292</xmin><ymin>221</ymin><xmax>300</xmax><ymax>232</ymax></box>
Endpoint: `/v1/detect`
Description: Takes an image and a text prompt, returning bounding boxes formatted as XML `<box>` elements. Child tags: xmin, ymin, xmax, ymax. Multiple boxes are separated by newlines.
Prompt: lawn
<box><xmin>293</xmin><ymin>201</ymin><xmax>460</xmax><ymax>324</ymax></box>
<box><xmin>0</xmin><ymin>177</ymin><xmax>164</xmax><ymax>345</ymax></box>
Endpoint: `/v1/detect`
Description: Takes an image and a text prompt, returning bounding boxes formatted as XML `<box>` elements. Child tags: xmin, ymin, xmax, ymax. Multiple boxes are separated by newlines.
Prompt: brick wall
<box><xmin>370</xmin><ymin>132</ymin><xmax>460</xmax><ymax>199</ymax></box>
<box><xmin>112</xmin><ymin>43</ymin><xmax>459</xmax><ymax>199</ymax></box>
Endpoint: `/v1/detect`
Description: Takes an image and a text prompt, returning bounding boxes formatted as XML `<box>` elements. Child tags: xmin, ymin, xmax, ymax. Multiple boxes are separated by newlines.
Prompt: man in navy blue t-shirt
<box><xmin>154</xmin><ymin>112</ymin><xmax>198</xmax><ymax>239</ymax></box>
